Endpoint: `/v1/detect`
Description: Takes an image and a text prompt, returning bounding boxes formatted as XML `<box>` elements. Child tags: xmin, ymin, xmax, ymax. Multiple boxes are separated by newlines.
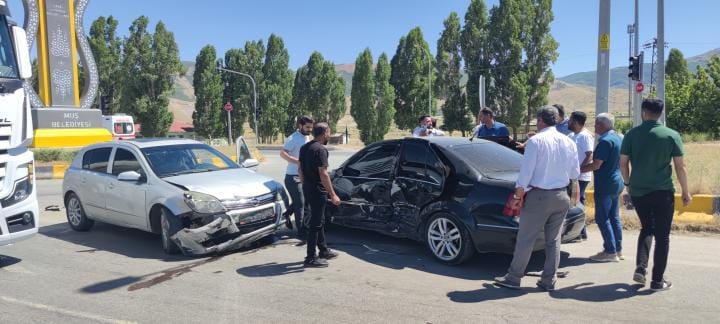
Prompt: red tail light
<box><xmin>503</xmin><ymin>193</ymin><xmax>522</xmax><ymax>217</ymax></box>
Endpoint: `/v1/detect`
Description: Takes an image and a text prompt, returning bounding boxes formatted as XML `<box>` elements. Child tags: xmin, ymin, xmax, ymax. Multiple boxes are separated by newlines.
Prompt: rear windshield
<box><xmin>114</xmin><ymin>122</ymin><xmax>134</xmax><ymax>134</ymax></box>
<box><xmin>451</xmin><ymin>143</ymin><xmax>522</xmax><ymax>174</ymax></box>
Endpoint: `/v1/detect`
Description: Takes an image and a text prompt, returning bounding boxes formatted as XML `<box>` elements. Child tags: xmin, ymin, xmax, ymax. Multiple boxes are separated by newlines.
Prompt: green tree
<box><xmin>521</xmin><ymin>0</ymin><xmax>558</xmax><ymax>132</ymax></box>
<box><xmin>290</xmin><ymin>52</ymin><xmax>346</xmax><ymax>131</ymax></box>
<box><xmin>666</xmin><ymin>48</ymin><xmax>691</xmax><ymax>84</ymax></box>
<box><xmin>437</xmin><ymin>12</ymin><xmax>472</xmax><ymax>135</ymax></box>
<box><xmin>665</xmin><ymin>76</ymin><xmax>693</xmax><ymax>132</ymax></box>
<box><xmin>119</xmin><ymin>17</ymin><xmax>183</xmax><ymax>137</ymax></box>
<box><xmin>373</xmin><ymin>53</ymin><xmax>396</xmax><ymax>143</ymax></box>
<box><xmin>192</xmin><ymin>45</ymin><xmax>224</xmax><ymax>139</ymax></box>
<box><xmin>487</xmin><ymin>0</ymin><xmax>526</xmax><ymax>132</ymax></box>
<box><xmin>460</xmin><ymin>0</ymin><xmax>490</xmax><ymax>117</ymax></box>
<box><xmin>89</xmin><ymin>16</ymin><xmax>122</xmax><ymax>114</ymax></box>
<box><xmin>259</xmin><ymin>34</ymin><xmax>294</xmax><ymax>143</ymax></box>
<box><xmin>390</xmin><ymin>27</ymin><xmax>435</xmax><ymax>131</ymax></box>
<box><xmin>693</xmin><ymin>58</ymin><xmax>720</xmax><ymax>136</ymax></box>
<box><xmin>351</xmin><ymin>48</ymin><xmax>376</xmax><ymax>144</ymax></box>
<box><xmin>224</xmin><ymin>40</ymin><xmax>265</xmax><ymax>139</ymax></box>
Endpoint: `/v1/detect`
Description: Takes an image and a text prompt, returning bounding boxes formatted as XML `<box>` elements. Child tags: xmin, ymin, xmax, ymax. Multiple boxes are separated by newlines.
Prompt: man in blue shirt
<box><xmin>554</xmin><ymin>104</ymin><xmax>572</xmax><ymax>135</ymax></box>
<box><xmin>581</xmin><ymin>113</ymin><xmax>624</xmax><ymax>263</ymax></box>
<box><xmin>476</xmin><ymin>107</ymin><xmax>510</xmax><ymax>138</ymax></box>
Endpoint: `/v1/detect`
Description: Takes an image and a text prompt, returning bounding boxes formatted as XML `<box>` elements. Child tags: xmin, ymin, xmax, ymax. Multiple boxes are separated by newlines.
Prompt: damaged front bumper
<box><xmin>171</xmin><ymin>202</ymin><xmax>287</xmax><ymax>255</ymax></box>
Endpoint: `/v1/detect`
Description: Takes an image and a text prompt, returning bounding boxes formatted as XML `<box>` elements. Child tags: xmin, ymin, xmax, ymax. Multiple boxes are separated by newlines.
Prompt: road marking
<box><xmin>0</xmin><ymin>296</ymin><xmax>137</xmax><ymax>324</ymax></box>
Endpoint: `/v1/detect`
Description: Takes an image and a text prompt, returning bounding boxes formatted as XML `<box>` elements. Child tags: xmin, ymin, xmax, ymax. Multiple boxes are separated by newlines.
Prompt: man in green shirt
<box><xmin>620</xmin><ymin>99</ymin><xmax>692</xmax><ymax>291</ymax></box>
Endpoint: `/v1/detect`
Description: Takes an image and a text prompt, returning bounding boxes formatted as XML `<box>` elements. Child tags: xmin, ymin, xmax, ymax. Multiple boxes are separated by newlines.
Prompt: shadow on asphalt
<box><xmin>39</xmin><ymin>222</ymin><xmax>189</xmax><ymax>262</ymax></box>
<box><xmin>549</xmin><ymin>282</ymin><xmax>653</xmax><ymax>301</ymax></box>
<box><xmin>236</xmin><ymin>225</ymin><xmax>592</xmax><ymax>282</ymax></box>
<box><xmin>0</xmin><ymin>255</ymin><xmax>22</xmax><ymax>268</ymax></box>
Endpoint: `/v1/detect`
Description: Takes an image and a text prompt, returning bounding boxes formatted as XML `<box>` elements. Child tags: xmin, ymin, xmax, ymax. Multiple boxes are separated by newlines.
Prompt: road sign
<box><xmin>224</xmin><ymin>102</ymin><xmax>233</xmax><ymax>112</ymax></box>
<box><xmin>636</xmin><ymin>82</ymin><xmax>644</xmax><ymax>93</ymax></box>
<box><xmin>600</xmin><ymin>34</ymin><xmax>610</xmax><ymax>51</ymax></box>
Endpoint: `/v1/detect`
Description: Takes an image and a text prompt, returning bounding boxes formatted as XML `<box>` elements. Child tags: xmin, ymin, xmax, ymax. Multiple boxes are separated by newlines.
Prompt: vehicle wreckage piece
<box><xmin>171</xmin><ymin>202</ymin><xmax>286</xmax><ymax>255</ymax></box>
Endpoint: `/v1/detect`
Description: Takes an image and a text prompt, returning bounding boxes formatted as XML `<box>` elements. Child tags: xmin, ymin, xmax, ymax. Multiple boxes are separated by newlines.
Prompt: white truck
<box><xmin>0</xmin><ymin>1</ymin><xmax>39</xmax><ymax>246</ymax></box>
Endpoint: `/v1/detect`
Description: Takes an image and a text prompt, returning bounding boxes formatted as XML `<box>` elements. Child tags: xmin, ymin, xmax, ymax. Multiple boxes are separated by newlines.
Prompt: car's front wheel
<box><xmin>65</xmin><ymin>193</ymin><xmax>94</xmax><ymax>231</ymax></box>
<box><xmin>160</xmin><ymin>208</ymin><xmax>182</xmax><ymax>255</ymax></box>
<box><xmin>425</xmin><ymin>213</ymin><xmax>475</xmax><ymax>265</ymax></box>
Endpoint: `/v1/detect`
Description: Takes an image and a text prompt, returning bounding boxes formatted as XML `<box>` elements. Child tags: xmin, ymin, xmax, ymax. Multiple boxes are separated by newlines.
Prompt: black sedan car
<box><xmin>328</xmin><ymin>137</ymin><xmax>585</xmax><ymax>265</ymax></box>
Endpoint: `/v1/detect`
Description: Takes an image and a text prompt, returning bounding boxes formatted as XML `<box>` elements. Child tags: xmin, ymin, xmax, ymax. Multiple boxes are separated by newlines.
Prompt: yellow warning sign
<box><xmin>600</xmin><ymin>34</ymin><xmax>610</xmax><ymax>51</ymax></box>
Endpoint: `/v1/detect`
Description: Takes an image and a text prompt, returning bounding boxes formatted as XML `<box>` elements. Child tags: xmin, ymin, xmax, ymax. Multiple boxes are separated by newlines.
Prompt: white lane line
<box><xmin>0</xmin><ymin>296</ymin><xmax>137</xmax><ymax>324</ymax></box>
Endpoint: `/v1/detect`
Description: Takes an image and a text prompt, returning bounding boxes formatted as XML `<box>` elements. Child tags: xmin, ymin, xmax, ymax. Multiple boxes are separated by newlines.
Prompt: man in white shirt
<box><xmin>568</xmin><ymin>111</ymin><xmax>594</xmax><ymax>240</ymax></box>
<box><xmin>281</xmin><ymin>116</ymin><xmax>314</xmax><ymax>240</ymax></box>
<box><xmin>494</xmin><ymin>106</ymin><xmax>580</xmax><ymax>292</ymax></box>
<box><xmin>412</xmin><ymin>115</ymin><xmax>444</xmax><ymax>137</ymax></box>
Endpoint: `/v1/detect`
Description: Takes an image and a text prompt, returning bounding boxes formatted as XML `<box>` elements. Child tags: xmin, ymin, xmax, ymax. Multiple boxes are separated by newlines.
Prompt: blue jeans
<box><xmin>594</xmin><ymin>194</ymin><xmax>623</xmax><ymax>254</ymax></box>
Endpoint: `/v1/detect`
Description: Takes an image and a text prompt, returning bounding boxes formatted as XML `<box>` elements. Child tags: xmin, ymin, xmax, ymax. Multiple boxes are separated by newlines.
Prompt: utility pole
<box><xmin>657</xmin><ymin>0</ymin><xmax>666</xmax><ymax>124</ymax></box>
<box><xmin>427</xmin><ymin>50</ymin><xmax>432</xmax><ymax>116</ymax></box>
<box><xmin>627</xmin><ymin>24</ymin><xmax>634</xmax><ymax>117</ymax></box>
<box><xmin>595</xmin><ymin>0</ymin><xmax>611</xmax><ymax>116</ymax></box>
<box><xmin>632</xmin><ymin>0</ymin><xmax>642</xmax><ymax>126</ymax></box>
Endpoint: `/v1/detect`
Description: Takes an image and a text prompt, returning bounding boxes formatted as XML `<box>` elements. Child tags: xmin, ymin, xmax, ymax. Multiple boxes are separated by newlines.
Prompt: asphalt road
<box><xmin>1</xmin><ymin>148</ymin><xmax>719</xmax><ymax>323</ymax></box>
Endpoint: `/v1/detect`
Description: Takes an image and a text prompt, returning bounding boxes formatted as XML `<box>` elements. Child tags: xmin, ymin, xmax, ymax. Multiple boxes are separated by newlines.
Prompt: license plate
<box><xmin>236</xmin><ymin>208</ymin><xmax>275</xmax><ymax>225</ymax></box>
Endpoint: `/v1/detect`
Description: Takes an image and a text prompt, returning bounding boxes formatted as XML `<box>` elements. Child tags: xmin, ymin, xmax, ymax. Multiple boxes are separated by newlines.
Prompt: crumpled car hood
<box><xmin>163</xmin><ymin>168</ymin><xmax>281</xmax><ymax>200</ymax></box>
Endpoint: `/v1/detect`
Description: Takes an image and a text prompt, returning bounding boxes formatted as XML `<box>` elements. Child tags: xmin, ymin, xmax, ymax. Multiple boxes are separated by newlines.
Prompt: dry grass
<box><xmin>678</xmin><ymin>142</ymin><xmax>720</xmax><ymax>195</ymax></box>
<box><xmin>585</xmin><ymin>205</ymin><xmax>720</xmax><ymax>233</ymax></box>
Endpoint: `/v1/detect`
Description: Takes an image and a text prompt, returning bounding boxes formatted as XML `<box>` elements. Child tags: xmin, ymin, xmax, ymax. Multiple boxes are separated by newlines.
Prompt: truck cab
<box><xmin>0</xmin><ymin>3</ymin><xmax>40</xmax><ymax>246</ymax></box>
<box><xmin>102</xmin><ymin>114</ymin><xmax>136</xmax><ymax>140</ymax></box>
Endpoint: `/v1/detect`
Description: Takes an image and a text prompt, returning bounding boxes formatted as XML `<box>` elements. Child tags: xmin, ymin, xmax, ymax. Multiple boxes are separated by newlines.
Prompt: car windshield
<box><xmin>452</xmin><ymin>143</ymin><xmax>522</xmax><ymax>174</ymax></box>
<box><xmin>141</xmin><ymin>144</ymin><xmax>238</xmax><ymax>178</ymax></box>
<box><xmin>0</xmin><ymin>16</ymin><xmax>19</xmax><ymax>79</ymax></box>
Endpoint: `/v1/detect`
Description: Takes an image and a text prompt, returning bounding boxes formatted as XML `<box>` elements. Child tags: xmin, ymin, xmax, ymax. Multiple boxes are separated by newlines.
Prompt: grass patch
<box><xmin>681</xmin><ymin>132</ymin><xmax>719</xmax><ymax>143</ymax></box>
<box><xmin>585</xmin><ymin>205</ymin><xmax>720</xmax><ymax>234</ymax></box>
<box><xmin>33</xmin><ymin>148</ymin><xmax>79</xmax><ymax>164</ymax></box>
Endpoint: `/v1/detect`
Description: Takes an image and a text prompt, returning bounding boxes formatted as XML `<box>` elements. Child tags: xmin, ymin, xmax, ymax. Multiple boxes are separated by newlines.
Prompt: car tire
<box><xmin>425</xmin><ymin>212</ymin><xmax>475</xmax><ymax>265</ymax></box>
<box><xmin>160</xmin><ymin>208</ymin><xmax>182</xmax><ymax>255</ymax></box>
<box><xmin>65</xmin><ymin>193</ymin><xmax>94</xmax><ymax>231</ymax></box>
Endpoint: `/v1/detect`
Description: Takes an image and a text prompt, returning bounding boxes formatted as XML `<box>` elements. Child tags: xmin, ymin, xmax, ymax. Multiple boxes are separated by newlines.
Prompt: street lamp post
<box><xmin>217</xmin><ymin>63</ymin><xmax>259</xmax><ymax>144</ymax></box>
<box><xmin>426</xmin><ymin>50</ymin><xmax>431</xmax><ymax>116</ymax></box>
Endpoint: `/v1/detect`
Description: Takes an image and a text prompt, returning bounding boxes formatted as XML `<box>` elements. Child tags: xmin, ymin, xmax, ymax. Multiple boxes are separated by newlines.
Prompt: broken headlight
<box><xmin>183</xmin><ymin>191</ymin><xmax>226</xmax><ymax>214</ymax></box>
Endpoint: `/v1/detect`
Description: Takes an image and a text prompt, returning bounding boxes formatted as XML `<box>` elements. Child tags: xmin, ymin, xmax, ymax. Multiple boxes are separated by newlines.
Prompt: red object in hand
<box><xmin>503</xmin><ymin>193</ymin><xmax>523</xmax><ymax>217</ymax></box>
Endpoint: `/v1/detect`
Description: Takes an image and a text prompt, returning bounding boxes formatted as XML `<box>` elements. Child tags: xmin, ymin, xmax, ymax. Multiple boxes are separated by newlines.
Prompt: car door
<box><xmin>105</xmin><ymin>147</ymin><xmax>149</xmax><ymax>230</ymax></box>
<box><xmin>78</xmin><ymin>147</ymin><xmax>114</xmax><ymax>221</ymax></box>
<box><xmin>391</xmin><ymin>141</ymin><xmax>446</xmax><ymax>234</ymax></box>
<box><xmin>331</xmin><ymin>142</ymin><xmax>400</xmax><ymax>231</ymax></box>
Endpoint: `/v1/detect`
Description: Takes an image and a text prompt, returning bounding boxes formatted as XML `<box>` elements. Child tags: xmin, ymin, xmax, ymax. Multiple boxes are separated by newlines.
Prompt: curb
<box><xmin>36</xmin><ymin>164</ymin><xmax>69</xmax><ymax>180</ymax></box>
<box><xmin>585</xmin><ymin>190</ymin><xmax>719</xmax><ymax>216</ymax></box>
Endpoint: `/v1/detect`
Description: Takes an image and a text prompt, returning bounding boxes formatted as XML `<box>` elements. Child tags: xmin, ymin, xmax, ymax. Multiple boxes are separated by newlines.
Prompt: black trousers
<box><xmin>284</xmin><ymin>174</ymin><xmax>307</xmax><ymax>238</ymax></box>
<box><xmin>631</xmin><ymin>190</ymin><xmax>675</xmax><ymax>282</ymax></box>
<box><xmin>304</xmin><ymin>189</ymin><xmax>328</xmax><ymax>259</ymax></box>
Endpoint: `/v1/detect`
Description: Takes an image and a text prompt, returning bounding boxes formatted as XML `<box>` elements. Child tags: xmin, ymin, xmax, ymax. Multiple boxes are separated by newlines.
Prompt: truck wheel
<box><xmin>65</xmin><ymin>193</ymin><xmax>94</xmax><ymax>231</ymax></box>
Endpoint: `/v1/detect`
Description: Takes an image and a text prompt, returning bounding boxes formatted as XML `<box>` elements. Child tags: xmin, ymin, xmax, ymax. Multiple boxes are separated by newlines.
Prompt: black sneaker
<box><xmin>650</xmin><ymin>280</ymin><xmax>673</xmax><ymax>291</ymax></box>
<box><xmin>319</xmin><ymin>248</ymin><xmax>339</xmax><ymax>260</ymax></box>
<box><xmin>536</xmin><ymin>280</ymin><xmax>556</xmax><ymax>292</ymax></box>
<box><xmin>303</xmin><ymin>257</ymin><xmax>329</xmax><ymax>268</ymax></box>
<box><xmin>633</xmin><ymin>267</ymin><xmax>647</xmax><ymax>285</ymax></box>
<box><xmin>494</xmin><ymin>276</ymin><xmax>521</xmax><ymax>290</ymax></box>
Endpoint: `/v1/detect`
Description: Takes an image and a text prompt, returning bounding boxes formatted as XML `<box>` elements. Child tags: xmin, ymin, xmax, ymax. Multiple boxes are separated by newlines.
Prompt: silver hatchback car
<box><xmin>62</xmin><ymin>138</ymin><xmax>287</xmax><ymax>255</ymax></box>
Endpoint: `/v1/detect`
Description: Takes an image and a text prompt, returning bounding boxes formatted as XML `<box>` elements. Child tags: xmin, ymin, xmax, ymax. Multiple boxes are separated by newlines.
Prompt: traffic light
<box><xmin>628</xmin><ymin>52</ymin><xmax>644</xmax><ymax>81</ymax></box>
<box><xmin>100</xmin><ymin>95</ymin><xmax>111</xmax><ymax>115</ymax></box>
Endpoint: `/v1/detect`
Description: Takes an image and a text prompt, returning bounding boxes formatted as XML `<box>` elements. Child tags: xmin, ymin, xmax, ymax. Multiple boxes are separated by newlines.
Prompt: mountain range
<box><xmin>170</xmin><ymin>47</ymin><xmax>718</xmax><ymax>123</ymax></box>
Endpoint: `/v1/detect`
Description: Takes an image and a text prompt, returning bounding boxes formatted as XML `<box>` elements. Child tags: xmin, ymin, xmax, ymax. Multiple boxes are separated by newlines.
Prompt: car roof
<box><xmin>80</xmin><ymin>138</ymin><xmax>204</xmax><ymax>150</ymax></box>
<box><xmin>405</xmin><ymin>136</ymin><xmax>494</xmax><ymax>148</ymax></box>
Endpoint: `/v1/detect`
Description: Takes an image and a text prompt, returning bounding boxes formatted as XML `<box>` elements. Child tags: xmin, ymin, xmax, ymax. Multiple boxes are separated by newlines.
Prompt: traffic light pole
<box><xmin>657</xmin><ymin>0</ymin><xmax>666</xmax><ymax>124</ymax></box>
<box><xmin>217</xmin><ymin>65</ymin><xmax>259</xmax><ymax>144</ymax></box>
<box><xmin>633</xmin><ymin>0</ymin><xmax>642</xmax><ymax>126</ymax></box>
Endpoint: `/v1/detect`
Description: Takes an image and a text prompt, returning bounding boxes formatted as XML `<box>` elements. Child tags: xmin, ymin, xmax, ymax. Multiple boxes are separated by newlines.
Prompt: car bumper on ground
<box><xmin>171</xmin><ymin>202</ymin><xmax>287</xmax><ymax>255</ymax></box>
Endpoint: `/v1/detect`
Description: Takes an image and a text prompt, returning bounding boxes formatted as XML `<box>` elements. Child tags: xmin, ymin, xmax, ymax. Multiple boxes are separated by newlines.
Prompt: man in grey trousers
<box><xmin>494</xmin><ymin>106</ymin><xmax>580</xmax><ymax>291</ymax></box>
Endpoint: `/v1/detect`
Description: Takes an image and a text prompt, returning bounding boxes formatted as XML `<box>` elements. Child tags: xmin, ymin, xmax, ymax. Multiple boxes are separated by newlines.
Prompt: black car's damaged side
<box><xmin>327</xmin><ymin>137</ymin><xmax>585</xmax><ymax>264</ymax></box>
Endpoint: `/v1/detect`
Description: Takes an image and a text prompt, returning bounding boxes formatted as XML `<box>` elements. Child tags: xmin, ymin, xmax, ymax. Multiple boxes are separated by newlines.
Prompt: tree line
<box><xmin>665</xmin><ymin>48</ymin><xmax>720</xmax><ymax>137</ymax></box>
<box><xmin>87</xmin><ymin>0</ymin><xmax>557</xmax><ymax>143</ymax></box>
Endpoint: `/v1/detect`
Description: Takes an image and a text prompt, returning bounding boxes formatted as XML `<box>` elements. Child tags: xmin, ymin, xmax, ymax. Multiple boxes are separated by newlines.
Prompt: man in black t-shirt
<box><xmin>298</xmin><ymin>122</ymin><xmax>341</xmax><ymax>267</ymax></box>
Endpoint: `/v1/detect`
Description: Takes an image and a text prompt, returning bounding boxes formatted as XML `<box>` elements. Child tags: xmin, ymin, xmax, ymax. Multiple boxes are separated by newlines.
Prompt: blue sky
<box><xmin>7</xmin><ymin>0</ymin><xmax>719</xmax><ymax>77</ymax></box>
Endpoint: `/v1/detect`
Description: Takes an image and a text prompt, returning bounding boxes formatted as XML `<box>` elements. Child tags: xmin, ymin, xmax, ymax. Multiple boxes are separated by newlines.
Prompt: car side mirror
<box><xmin>241</xmin><ymin>158</ymin><xmax>259</xmax><ymax>169</ymax></box>
<box><xmin>118</xmin><ymin>171</ymin><xmax>142</xmax><ymax>182</ymax></box>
